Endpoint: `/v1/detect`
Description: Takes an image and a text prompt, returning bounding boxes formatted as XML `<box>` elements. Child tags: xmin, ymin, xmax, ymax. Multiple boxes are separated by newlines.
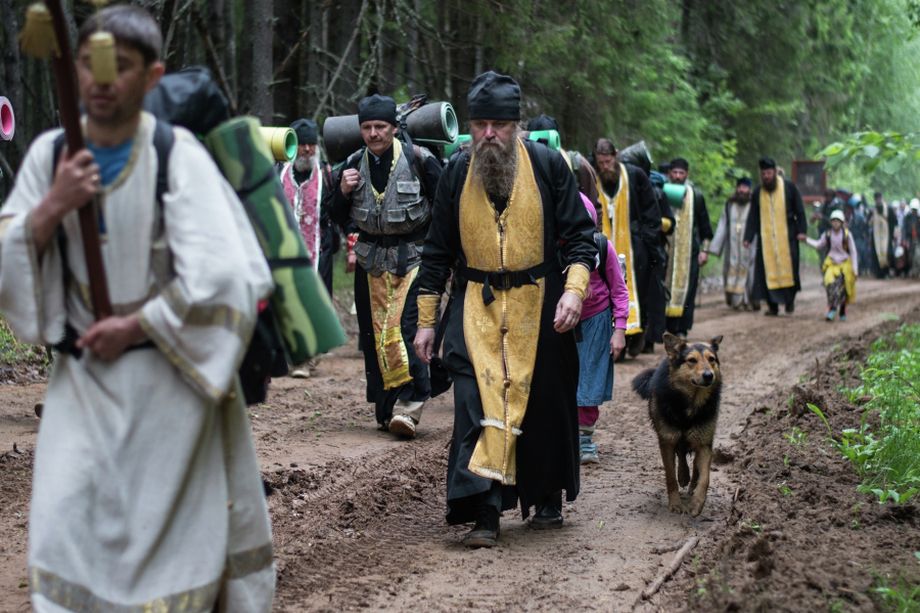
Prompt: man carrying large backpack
<box><xmin>329</xmin><ymin>94</ymin><xmax>442</xmax><ymax>439</ymax></box>
<box><xmin>0</xmin><ymin>6</ymin><xmax>275</xmax><ymax>610</ymax></box>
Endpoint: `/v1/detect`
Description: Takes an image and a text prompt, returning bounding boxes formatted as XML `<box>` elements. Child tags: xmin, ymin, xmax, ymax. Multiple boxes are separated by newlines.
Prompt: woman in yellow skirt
<box><xmin>803</xmin><ymin>209</ymin><xmax>858</xmax><ymax>321</ymax></box>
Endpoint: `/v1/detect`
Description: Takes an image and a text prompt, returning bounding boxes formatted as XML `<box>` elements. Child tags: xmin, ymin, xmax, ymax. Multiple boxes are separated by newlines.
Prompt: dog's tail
<box><xmin>632</xmin><ymin>368</ymin><xmax>656</xmax><ymax>400</ymax></box>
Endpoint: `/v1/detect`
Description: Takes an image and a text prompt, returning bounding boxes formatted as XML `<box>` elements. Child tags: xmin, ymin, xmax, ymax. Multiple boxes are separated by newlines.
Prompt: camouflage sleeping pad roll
<box><xmin>205</xmin><ymin>116</ymin><xmax>346</xmax><ymax>364</ymax></box>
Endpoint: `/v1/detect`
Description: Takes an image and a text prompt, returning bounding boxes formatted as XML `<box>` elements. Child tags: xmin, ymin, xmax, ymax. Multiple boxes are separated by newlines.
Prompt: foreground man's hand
<box><xmin>554</xmin><ymin>291</ymin><xmax>583</xmax><ymax>333</ymax></box>
<box><xmin>77</xmin><ymin>314</ymin><xmax>147</xmax><ymax>361</ymax></box>
<box><xmin>414</xmin><ymin>327</ymin><xmax>436</xmax><ymax>364</ymax></box>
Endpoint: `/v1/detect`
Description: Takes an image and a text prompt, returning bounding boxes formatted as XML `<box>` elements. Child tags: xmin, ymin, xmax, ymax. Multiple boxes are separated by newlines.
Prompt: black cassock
<box><xmin>743</xmin><ymin>180</ymin><xmax>807</xmax><ymax>308</ymax></box>
<box><xmin>666</xmin><ymin>186</ymin><xmax>713</xmax><ymax>335</ymax></box>
<box><xmin>417</xmin><ymin>140</ymin><xmax>596</xmax><ymax>523</ymax></box>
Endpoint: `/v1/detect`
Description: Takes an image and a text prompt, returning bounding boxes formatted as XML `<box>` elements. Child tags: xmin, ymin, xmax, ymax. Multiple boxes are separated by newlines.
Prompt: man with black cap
<box><xmin>329</xmin><ymin>94</ymin><xmax>442</xmax><ymax>439</ymax></box>
<box><xmin>743</xmin><ymin>157</ymin><xmax>807</xmax><ymax>315</ymax></box>
<box><xmin>593</xmin><ymin>137</ymin><xmax>667</xmax><ymax>356</ymax></box>
<box><xmin>280</xmin><ymin>118</ymin><xmax>337</xmax><ymax>295</ymax></box>
<box><xmin>413</xmin><ymin>71</ymin><xmax>596</xmax><ymax>547</ymax></box>
<box><xmin>709</xmin><ymin>177</ymin><xmax>758</xmax><ymax>310</ymax></box>
<box><xmin>525</xmin><ymin>113</ymin><xmax>600</xmax><ymax>215</ymax></box>
<box><xmin>663</xmin><ymin>158</ymin><xmax>713</xmax><ymax>336</ymax></box>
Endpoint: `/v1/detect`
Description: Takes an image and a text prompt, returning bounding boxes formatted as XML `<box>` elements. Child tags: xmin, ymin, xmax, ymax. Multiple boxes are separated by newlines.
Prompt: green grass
<box><xmin>0</xmin><ymin>317</ymin><xmax>48</xmax><ymax>371</ymax></box>
<box><xmin>809</xmin><ymin>323</ymin><xmax>920</xmax><ymax>505</ymax></box>
<box><xmin>873</xmin><ymin>573</ymin><xmax>920</xmax><ymax>612</ymax></box>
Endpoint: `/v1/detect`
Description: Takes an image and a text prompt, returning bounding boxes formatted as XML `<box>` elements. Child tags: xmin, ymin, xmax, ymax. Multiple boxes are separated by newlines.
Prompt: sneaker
<box><xmin>290</xmin><ymin>368</ymin><xmax>310</xmax><ymax>379</ymax></box>
<box><xmin>580</xmin><ymin>433</ymin><xmax>599</xmax><ymax>464</ymax></box>
<box><xmin>580</xmin><ymin>443</ymin><xmax>599</xmax><ymax>464</ymax></box>
<box><xmin>839</xmin><ymin>314</ymin><xmax>847</xmax><ymax>322</ymax></box>
<box><xmin>826</xmin><ymin>309</ymin><xmax>836</xmax><ymax>322</ymax></box>
<box><xmin>388</xmin><ymin>414</ymin><xmax>417</xmax><ymax>439</ymax></box>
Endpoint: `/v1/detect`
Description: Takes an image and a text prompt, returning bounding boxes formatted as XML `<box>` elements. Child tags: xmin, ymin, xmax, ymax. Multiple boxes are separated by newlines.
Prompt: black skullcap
<box><xmin>467</xmin><ymin>71</ymin><xmax>521</xmax><ymax>121</ymax></box>
<box><xmin>358</xmin><ymin>94</ymin><xmax>397</xmax><ymax>126</ymax></box>
<box><xmin>758</xmin><ymin>156</ymin><xmax>777</xmax><ymax>170</ymax></box>
<box><xmin>290</xmin><ymin>118</ymin><xmax>318</xmax><ymax>145</ymax></box>
<box><xmin>527</xmin><ymin>114</ymin><xmax>558</xmax><ymax>132</ymax></box>
<box><xmin>736</xmin><ymin>177</ymin><xmax>752</xmax><ymax>188</ymax></box>
<box><xmin>670</xmin><ymin>158</ymin><xmax>689</xmax><ymax>171</ymax></box>
<box><xmin>594</xmin><ymin>138</ymin><xmax>616</xmax><ymax>156</ymax></box>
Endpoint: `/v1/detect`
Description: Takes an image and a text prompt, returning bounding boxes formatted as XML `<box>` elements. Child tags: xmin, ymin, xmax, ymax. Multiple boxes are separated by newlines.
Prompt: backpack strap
<box><xmin>594</xmin><ymin>231</ymin><xmax>610</xmax><ymax>292</ymax></box>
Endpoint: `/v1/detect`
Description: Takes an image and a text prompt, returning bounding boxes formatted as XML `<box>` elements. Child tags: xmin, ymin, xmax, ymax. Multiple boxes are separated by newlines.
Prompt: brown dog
<box><xmin>632</xmin><ymin>332</ymin><xmax>723</xmax><ymax>516</ymax></box>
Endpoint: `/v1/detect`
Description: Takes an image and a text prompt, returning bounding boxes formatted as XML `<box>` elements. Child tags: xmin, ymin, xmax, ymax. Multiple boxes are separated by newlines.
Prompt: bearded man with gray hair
<box><xmin>280</xmin><ymin>118</ymin><xmax>337</xmax><ymax>294</ymax></box>
<box><xmin>413</xmin><ymin>71</ymin><xmax>597</xmax><ymax>548</ymax></box>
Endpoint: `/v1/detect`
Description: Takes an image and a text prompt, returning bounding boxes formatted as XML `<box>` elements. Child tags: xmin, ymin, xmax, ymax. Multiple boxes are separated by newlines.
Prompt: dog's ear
<box><xmin>663</xmin><ymin>332</ymin><xmax>685</xmax><ymax>359</ymax></box>
<box><xmin>710</xmin><ymin>335</ymin><xmax>723</xmax><ymax>352</ymax></box>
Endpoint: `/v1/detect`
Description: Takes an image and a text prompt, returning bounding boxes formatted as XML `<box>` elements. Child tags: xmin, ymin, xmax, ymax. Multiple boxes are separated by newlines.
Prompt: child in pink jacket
<box><xmin>577</xmin><ymin>193</ymin><xmax>629</xmax><ymax>463</ymax></box>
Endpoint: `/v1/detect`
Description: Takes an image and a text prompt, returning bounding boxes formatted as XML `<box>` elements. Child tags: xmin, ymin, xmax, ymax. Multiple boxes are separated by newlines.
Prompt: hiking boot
<box><xmin>839</xmin><ymin>314</ymin><xmax>847</xmax><ymax>322</ymax></box>
<box><xmin>642</xmin><ymin>341</ymin><xmax>655</xmax><ymax>354</ymax></box>
<box><xmin>825</xmin><ymin>309</ymin><xmax>836</xmax><ymax>322</ymax></box>
<box><xmin>785</xmin><ymin>303</ymin><xmax>795</xmax><ymax>314</ymax></box>
<box><xmin>388</xmin><ymin>414</ymin><xmax>417</xmax><ymax>439</ymax></box>
<box><xmin>462</xmin><ymin>506</ymin><xmax>500</xmax><ymax>548</ymax></box>
<box><xmin>530</xmin><ymin>491</ymin><xmax>563</xmax><ymax>529</ymax></box>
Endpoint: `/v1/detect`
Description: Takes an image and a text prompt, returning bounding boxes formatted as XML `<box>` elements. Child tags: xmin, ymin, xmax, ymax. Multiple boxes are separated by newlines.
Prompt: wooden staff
<box><xmin>21</xmin><ymin>1</ymin><xmax>113</xmax><ymax>320</ymax></box>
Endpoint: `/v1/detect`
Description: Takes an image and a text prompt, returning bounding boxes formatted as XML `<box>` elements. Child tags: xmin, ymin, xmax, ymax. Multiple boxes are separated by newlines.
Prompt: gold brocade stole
<box><xmin>599</xmin><ymin>164</ymin><xmax>641</xmax><ymax>334</ymax></box>
<box><xmin>665</xmin><ymin>184</ymin><xmax>695</xmax><ymax>317</ymax></box>
<box><xmin>366</xmin><ymin>138</ymin><xmax>413</xmax><ymax>391</ymax></box>
<box><xmin>369</xmin><ymin>268</ymin><xmax>417</xmax><ymax>389</ymax></box>
<box><xmin>759</xmin><ymin>176</ymin><xmax>795</xmax><ymax>290</ymax></box>
<box><xmin>460</xmin><ymin>138</ymin><xmax>544</xmax><ymax>485</ymax></box>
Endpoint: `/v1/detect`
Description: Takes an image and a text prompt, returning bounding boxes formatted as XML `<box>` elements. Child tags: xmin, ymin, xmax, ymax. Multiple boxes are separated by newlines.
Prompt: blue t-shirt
<box><xmin>87</xmin><ymin>139</ymin><xmax>133</xmax><ymax>186</ymax></box>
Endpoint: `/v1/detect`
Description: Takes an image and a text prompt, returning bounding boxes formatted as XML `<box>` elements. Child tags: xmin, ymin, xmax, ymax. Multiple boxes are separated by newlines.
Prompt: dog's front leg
<box><xmin>658</xmin><ymin>439</ymin><xmax>683</xmax><ymax>513</ymax></box>
<box><xmin>688</xmin><ymin>445</ymin><xmax>713</xmax><ymax>516</ymax></box>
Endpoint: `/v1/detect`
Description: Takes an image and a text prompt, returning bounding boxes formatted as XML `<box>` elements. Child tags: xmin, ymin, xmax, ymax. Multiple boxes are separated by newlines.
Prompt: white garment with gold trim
<box><xmin>0</xmin><ymin>113</ymin><xmax>275</xmax><ymax>612</ymax></box>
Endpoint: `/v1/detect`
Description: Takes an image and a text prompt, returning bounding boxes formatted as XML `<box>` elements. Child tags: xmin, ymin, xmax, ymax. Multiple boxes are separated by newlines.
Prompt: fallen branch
<box><xmin>650</xmin><ymin>542</ymin><xmax>682</xmax><ymax>555</ymax></box>
<box><xmin>640</xmin><ymin>535</ymin><xmax>700</xmax><ymax>601</ymax></box>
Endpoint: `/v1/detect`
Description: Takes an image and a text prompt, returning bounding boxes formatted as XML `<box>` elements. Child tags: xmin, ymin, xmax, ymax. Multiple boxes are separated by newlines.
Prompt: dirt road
<box><xmin>0</xmin><ymin>269</ymin><xmax>917</xmax><ymax>612</ymax></box>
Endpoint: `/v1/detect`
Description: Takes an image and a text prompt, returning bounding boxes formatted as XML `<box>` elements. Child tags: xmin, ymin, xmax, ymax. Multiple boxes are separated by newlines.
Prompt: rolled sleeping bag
<box><xmin>663</xmin><ymin>182</ymin><xmax>688</xmax><ymax>208</ymax></box>
<box><xmin>324</xmin><ymin>101</ymin><xmax>460</xmax><ymax>163</ymax></box>
<box><xmin>204</xmin><ymin>116</ymin><xmax>346</xmax><ymax>364</ymax></box>
<box><xmin>322</xmin><ymin>114</ymin><xmax>363</xmax><ymax>165</ymax></box>
<box><xmin>404</xmin><ymin>102</ymin><xmax>458</xmax><ymax>144</ymax></box>
<box><xmin>260</xmin><ymin>127</ymin><xmax>297</xmax><ymax>162</ymax></box>
<box><xmin>0</xmin><ymin>97</ymin><xmax>13</xmax><ymax>141</ymax></box>
<box><xmin>525</xmin><ymin>129</ymin><xmax>561</xmax><ymax>151</ymax></box>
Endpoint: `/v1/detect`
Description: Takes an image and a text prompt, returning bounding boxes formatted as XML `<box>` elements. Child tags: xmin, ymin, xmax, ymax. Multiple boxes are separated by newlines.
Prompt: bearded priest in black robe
<box><xmin>413</xmin><ymin>72</ymin><xmax>596</xmax><ymax>548</ymax></box>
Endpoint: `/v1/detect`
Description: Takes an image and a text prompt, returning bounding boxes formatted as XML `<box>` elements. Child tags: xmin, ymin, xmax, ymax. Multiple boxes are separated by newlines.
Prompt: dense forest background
<box><xmin>3</xmin><ymin>0</ymin><xmax>920</xmax><ymax>201</ymax></box>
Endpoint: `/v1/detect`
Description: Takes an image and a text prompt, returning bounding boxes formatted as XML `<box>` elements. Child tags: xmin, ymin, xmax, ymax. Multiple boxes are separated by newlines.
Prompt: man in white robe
<box><xmin>0</xmin><ymin>6</ymin><xmax>275</xmax><ymax>610</ymax></box>
<box><xmin>709</xmin><ymin>177</ymin><xmax>758</xmax><ymax>310</ymax></box>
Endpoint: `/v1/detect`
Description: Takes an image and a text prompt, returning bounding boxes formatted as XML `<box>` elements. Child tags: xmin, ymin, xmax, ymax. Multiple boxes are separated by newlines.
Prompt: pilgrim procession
<box><xmin>0</xmin><ymin>1</ymin><xmax>918</xmax><ymax>611</ymax></box>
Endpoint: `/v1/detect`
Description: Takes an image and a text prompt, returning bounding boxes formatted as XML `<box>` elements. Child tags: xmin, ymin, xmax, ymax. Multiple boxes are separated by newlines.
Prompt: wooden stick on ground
<box><xmin>641</xmin><ymin>535</ymin><xmax>701</xmax><ymax>600</ymax></box>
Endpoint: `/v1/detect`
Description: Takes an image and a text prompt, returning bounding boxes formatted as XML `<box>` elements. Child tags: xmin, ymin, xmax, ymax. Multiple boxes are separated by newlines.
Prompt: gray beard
<box><xmin>473</xmin><ymin>137</ymin><xmax>518</xmax><ymax>200</ymax></box>
<box><xmin>294</xmin><ymin>155</ymin><xmax>313</xmax><ymax>173</ymax></box>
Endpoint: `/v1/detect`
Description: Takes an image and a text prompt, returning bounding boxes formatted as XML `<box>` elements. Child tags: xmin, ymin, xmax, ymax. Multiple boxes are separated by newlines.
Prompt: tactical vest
<box><xmin>351</xmin><ymin>145</ymin><xmax>431</xmax><ymax>276</ymax></box>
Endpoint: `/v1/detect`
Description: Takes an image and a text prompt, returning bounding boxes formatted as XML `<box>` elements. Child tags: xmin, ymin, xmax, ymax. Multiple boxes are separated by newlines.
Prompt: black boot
<box><xmin>462</xmin><ymin>505</ymin><xmax>500</xmax><ymax>548</ymax></box>
<box><xmin>530</xmin><ymin>491</ymin><xmax>563</xmax><ymax>529</ymax></box>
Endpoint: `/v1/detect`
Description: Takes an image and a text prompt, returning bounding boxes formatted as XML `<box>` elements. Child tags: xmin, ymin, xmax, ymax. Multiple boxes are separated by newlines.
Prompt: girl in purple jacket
<box><xmin>577</xmin><ymin>193</ymin><xmax>629</xmax><ymax>463</ymax></box>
